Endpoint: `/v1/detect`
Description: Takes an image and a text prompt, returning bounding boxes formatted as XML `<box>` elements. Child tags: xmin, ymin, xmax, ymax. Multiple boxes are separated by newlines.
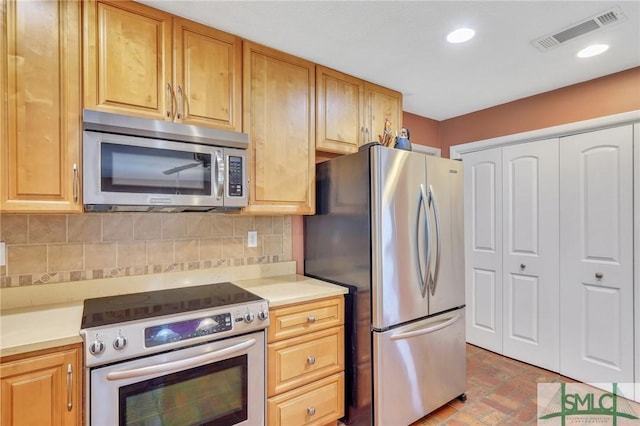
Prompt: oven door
<box><xmin>88</xmin><ymin>332</ymin><xmax>265</xmax><ymax>426</ymax></box>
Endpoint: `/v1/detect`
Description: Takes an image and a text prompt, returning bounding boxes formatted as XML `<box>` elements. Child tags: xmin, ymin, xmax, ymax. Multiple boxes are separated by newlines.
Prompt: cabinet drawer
<box><xmin>268</xmin><ymin>326</ymin><xmax>344</xmax><ymax>396</ymax></box>
<box><xmin>267</xmin><ymin>372</ymin><xmax>345</xmax><ymax>426</ymax></box>
<box><xmin>268</xmin><ymin>297</ymin><xmax>344</xmax><ymax>342</ymax></box>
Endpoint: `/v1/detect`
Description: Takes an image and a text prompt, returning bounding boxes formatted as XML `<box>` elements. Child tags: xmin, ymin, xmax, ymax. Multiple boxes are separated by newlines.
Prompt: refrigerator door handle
<box><xmin>389</xmin><ymin>313</ymin><xmax>461</xmax><ymax>341</ymax></box>
<box><xmin>428</xmin><ymin>184</ymin><xmax>442</xmax><ymax>296</ymax></box>
<box><xmin>416</xmin><ymin>184</ymin><xmax>431</xmax><ymax>297</ymax></box>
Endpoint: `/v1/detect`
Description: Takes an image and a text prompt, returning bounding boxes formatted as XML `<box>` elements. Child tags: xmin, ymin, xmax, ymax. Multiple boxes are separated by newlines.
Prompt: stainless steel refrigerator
<box><xmin>304</xmin><ymin>145</ymin><xmax>466</xmax><ymax>426</ymax></box>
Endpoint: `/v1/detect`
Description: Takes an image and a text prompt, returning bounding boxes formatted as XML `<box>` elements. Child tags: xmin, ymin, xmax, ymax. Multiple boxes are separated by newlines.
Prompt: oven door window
<box><xmin>101</xmin><ymin>142</ymin><xmax>212</xmax><ymax>195</ymax></box>
<box><xmin>119</xmin><ymin>354</ymin><xmax>247</xmax><ymax>426</ymax></box>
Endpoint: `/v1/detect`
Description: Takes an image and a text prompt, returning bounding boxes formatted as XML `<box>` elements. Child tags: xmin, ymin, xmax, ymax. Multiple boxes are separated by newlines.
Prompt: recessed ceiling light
<box><xmin>577</xmin><ymin>44</ymin><xmax>609</xmax><ymax>58</ymax></box>
<box><xmin>447</xmin><ymin>28</ymin><xmax>475</xmax><ymax>44</ymax></box>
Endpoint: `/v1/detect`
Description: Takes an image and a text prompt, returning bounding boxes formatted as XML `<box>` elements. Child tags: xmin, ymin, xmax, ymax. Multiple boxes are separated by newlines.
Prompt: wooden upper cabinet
<box><xmin>243</xmin><ymin>42</ymin><xmax>316</xmax><ymax>215</ymax></box>
<box><xmin>316</xmin><ymin>66</ymin><xmax>365</xmax><ymax>155</ymax></box>
<box><xmin>0</xmin><ymin>344</ymin><xmax>82</xmax><ymax>426</ymax></box>
<box><xmin>84</xmin><ymin>1</ymin><xmax>241</xmax><ymax>131</ymax></box>
<box><xmin>173</xmin><ymin>18</ymin><xmax>242</xmax><ymax>131</ymax></box>
<box><xmin>84</xmin><ymin>0</ymin><xmax>171</xmax><ymax>120</ymax></box>
<box><xmin>1</xmin><ymin>0</ymin><xmax>82</xmax><ymax>213</ymax></box>
<box><xmin>364</xmin><ymin>82</ymin><xmax>403</xmax><ymax>145</ymax></box>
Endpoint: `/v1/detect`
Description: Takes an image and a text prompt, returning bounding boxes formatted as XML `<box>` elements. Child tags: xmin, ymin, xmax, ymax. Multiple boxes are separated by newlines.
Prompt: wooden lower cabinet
<box><xmin>268</xmin><ymin>373</ymin><xmax>345</xmax><ymax>426</ymax></box>
<box><xmin>0</xmin><ymin>343</ymin><xmax>83</xmax><ymax>426</ymax></box>
<box><xmin>267</xmin><ymin>297</ymin><xmax>345</xmax><ymax>426</ymax></box>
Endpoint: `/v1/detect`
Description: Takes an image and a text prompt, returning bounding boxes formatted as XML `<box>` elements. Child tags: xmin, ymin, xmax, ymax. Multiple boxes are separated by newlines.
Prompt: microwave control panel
<box><xmin>228</xmin><ymin>156</ymin><xmax>244</xmax><ymax>197</ymax></box>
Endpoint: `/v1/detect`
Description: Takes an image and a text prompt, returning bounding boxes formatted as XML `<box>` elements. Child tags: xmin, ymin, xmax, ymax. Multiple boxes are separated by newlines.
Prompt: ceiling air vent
<box><xmin>531</xmin><ymin>6</ymin><xmax>627</xmax><ymax>52</ymax></box>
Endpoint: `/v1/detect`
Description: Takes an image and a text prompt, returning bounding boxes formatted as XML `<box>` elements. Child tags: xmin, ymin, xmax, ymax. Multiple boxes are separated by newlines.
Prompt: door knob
<box><xmin>520</xmin><ymin>264</ymin><xmax>526</xmax><ymax>270</ymax></box>
<box><xmin>595</xmin><ymin>272</ymin><xmax>603</xmax><ymax>279</ymax></box>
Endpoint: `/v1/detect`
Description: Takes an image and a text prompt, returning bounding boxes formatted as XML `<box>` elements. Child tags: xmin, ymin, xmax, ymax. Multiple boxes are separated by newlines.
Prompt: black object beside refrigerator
<box><xmin>304</xmin><ymin>144</ymin><xmax>466</xmax><ymax>426</ymax></box>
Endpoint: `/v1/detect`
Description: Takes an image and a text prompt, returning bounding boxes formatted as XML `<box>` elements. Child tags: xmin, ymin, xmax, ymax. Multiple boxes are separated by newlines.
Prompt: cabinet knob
<box><xmin>307</xmin><ymin>356</ymin><xmax>316</xmax><ymax>365</ymax></box>
<box><xmin>307</xmin><ymin>407</ymin><xmax>316</xmax><ymax>416</ymax></box>
<box><xmin>307</xmin><ymin>315</ymin><xmax>316</xmax><ymax>323</ymax></box>
<box><xmin>595</xmin><ymin>272</ymin><xmax>603</xmax><ymax>279</ymax></box>
<box><xmin>520</xmin><ymin>264</ymin><xmax>526</xmax><ymax>269</ymax></box>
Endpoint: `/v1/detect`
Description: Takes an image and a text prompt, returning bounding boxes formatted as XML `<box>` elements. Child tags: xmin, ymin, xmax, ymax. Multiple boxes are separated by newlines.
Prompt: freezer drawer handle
<box><xmin>106</xmin><ymin>338</ymin><xmax>256</xmax><ymax>381</ymax></box>
<box><xmin>390</xmin><ymin>314</ymin><xmax>461</xmax><ymax>341</ymax></box>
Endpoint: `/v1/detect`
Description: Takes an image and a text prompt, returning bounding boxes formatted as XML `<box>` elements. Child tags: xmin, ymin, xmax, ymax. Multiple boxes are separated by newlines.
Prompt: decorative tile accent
<box><xmin>0</xmin><ymin>213</ymin><xmax>293</xmax><ymax>288</ymax></box>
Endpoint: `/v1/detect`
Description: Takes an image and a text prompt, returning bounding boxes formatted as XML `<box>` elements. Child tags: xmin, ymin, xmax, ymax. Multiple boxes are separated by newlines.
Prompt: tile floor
<box><xmin>411</xmin><ymin>344</ymin><xmax>576</xmax><ymax>425</ymax></box>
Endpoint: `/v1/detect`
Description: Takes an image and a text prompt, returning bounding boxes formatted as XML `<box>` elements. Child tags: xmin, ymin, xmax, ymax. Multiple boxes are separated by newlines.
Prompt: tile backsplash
<box><xmin>0</xmin><ymin>213</ymin><xmax>292</xmax><ymax>287</ymax></box>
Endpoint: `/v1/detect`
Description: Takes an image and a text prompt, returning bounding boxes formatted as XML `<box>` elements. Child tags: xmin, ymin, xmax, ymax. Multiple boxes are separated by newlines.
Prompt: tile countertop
<box><xmin>0</xmin><ymin>261</ymin><xmax>347</xmax><ymax>358</ymax></box>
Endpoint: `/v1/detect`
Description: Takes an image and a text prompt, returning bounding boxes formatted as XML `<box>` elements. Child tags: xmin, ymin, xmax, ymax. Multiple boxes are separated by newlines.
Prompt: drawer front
<box><xmin>268</xmin><ymin>372</ymin><xmax>345</xmax><ymax>426</ymax></box>
<box><xmin>268</xmin><ymin>326</ymin><xmax>344</xmax><ymax>396</ymax></box>
<box><xmin>268</xmin><ymin>297</ymin><xmax>344</xmax><ymax>342</ymax></box>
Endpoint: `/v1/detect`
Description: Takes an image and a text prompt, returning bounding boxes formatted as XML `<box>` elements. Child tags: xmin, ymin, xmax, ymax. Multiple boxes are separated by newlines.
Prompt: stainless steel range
<box><xmin>80</xmin><ymin>282</ymin><xmax>269</xmax><ymax>426</ymax></box>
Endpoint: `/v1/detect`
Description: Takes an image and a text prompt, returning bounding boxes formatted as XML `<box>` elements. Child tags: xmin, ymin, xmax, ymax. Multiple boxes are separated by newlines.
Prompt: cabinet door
<box><xmin>463</xmin><ymin>148</ymin><xmax>503</xmax><ymax>353</ymax></box>
<box><xmin>560</xmin><ymin>125</ymin><xmax>634</xmax><ymax>393</ymax></box>
<box><xmin>173</xmin><ymin>18</ymin><xmax>242</xmax><ymax>131</ymax></box>
<box><xmin>1</xmin><ymin>0</ymin><xmax>82</xmax><ymax>212</ymax></box>
<box><xmin>243</xmin><ymin>42</ymin><xmax>315</xmax><ymax>215</ymax></box>
<box><xmin>84</xmin><ymin>0</ymin><xmax>171</xmax><ymax>120</ymax></box>
<box><xmin>502</xmin><ymin>139</ymin><xmax>559</xmax><ymax>371</ymax></box>
<box><xmin>364</xmin><ymin>82</ymin><xmax>402</xmax><ymax>145</ymax></box>
<box><xmin>316</xmin><ymin>66</ymin><xmax>364</xmax><ymax>154</ymax></box>
<box><xmin>0</xmin><ymin>346</ymin><xmax>82</xmax><ymax>426</ymax></box>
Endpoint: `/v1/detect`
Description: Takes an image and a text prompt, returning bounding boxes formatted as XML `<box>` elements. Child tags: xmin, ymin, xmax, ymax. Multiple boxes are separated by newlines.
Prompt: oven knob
<box><xmin>244</xmin><ymin>312</ymin><xmax>255</xmax><ymax>323</ymax></box>
<box><xmin>89</xmin><ymin>340</ymin><xmax>106</xmax><ymax>356</ymax></box>
<box><xmin>113</xmin><ymin>335</ymin><xmax>128</xmax><ymax>350</ymax></box>
<box><xmin>257</xmin><ymin>310</ymin><xmax>269</xmax><ymax>321</ymax></box>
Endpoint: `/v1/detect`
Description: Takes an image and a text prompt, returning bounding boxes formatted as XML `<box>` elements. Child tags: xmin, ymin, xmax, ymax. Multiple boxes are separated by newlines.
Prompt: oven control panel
<box><xmin>81</xmin><ymin>299</ymin><xmax>270</xmax><ymax>367</ymax></box>
<box><xmin>145</xmin><ymin>313</ymin><xmax>233</xmax><ymax>348</ymax></box>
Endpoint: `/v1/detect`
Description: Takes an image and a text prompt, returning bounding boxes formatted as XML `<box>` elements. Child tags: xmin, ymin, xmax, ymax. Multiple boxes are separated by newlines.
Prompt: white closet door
<box><xmin>502</xmin><ymin>138</ymin><xmax>559</xmax><ymax>371</ymax></box>
<box><xmin>560</xmin><ymin>125</ymin><xmax>634</xmax><ymax>394</ymax></box>
<box><xmin>463</xmin><ymin>148</ymin><xmax>503</xmax><ymax>352</ymax></box>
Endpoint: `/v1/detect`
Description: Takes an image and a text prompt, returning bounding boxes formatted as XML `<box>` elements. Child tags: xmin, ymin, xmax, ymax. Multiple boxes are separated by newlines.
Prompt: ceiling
<box><xmin>137</xmin><ymin>1</ymin><xmax>640</xmax><ymax>121</ymax></box>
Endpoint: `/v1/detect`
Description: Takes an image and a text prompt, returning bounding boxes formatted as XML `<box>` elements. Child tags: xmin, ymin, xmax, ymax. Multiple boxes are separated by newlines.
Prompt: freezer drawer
<box><xmin>372</xmin><ymin>308</ymin><xmax>466</xmax><ymax>426</ymax></box>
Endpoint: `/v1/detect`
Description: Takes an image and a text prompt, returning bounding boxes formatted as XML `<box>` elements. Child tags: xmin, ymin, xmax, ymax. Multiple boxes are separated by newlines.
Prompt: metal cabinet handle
<box><xmin>307</xmin><ymin>315</ymin><xmax>316</xmax><ymax>323</ymax></box>
<box><xmin>176</xmin><ymin>85</ymin><xmax>184</xmax><ymax>119</ymax></box>
<box><xmin>307</xmin><ymin>407</ymin><xmax>316</xmax><ymax>416</ymax></box>
<box><xmin>595</xmin><ymin>272</ymin><xmax>603</xmax><ymax>279</ymax></box>
<box><xmin>166</xmin><ymin>83</ymin><xmax>174</xmax><ymax>118</ymax></box>
<box><xmin>72</xmin><ymin>163</ymin><xmax>79</xmax><ymax>203</ymax></box>
<box><xmin>307</xmin><ymin>356</ymin><xmax>316</xmax><ymax>365</ymax></box>
<box><xmin>66</xmin><ymin>363</ymin><xmax>73</xmax><ymax>411</ymax></box>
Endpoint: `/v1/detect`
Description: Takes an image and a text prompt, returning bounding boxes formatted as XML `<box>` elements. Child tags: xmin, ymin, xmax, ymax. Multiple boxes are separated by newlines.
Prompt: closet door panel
<box><xmin>502</xmin><ymin>139</ymin><xmax>559</xmax><ymax>371</ymax></box>
<box><xmin>560</xmin><ymin>125</ymin><xmax>634</xmax><ymax>393</ymax></box>
<box><xmin>463</xmin><ymin>148</ymin><xmax>502</xmax><ymax>352</ymax></box>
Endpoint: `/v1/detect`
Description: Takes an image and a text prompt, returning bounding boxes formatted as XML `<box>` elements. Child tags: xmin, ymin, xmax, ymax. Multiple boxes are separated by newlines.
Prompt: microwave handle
<box><xmin>214</xmin><ymin>151</ymin><xmax>225</xmax><ymax>200</ymax></box>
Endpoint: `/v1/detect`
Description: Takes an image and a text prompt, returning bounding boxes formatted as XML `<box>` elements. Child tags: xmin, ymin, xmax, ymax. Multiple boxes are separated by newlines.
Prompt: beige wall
<box><xmin>440</xmin><ymin>66</ymin><xmax>640</xmax><ymax>157</ymax></box>
<box><xmin>0</xmin><ymin>213</ymin><xmax>292</xmax><ymax>287</ymax></box>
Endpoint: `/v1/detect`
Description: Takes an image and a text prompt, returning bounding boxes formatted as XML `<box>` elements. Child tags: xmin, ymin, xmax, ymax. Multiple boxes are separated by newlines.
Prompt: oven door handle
<box><xmin>106</xmin><ymin>338</ymin><xmax>256</xmax><ymax>381</ymax></box>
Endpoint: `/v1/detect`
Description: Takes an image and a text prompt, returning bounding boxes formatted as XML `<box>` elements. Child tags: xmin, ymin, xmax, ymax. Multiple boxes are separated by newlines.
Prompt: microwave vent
<box><xmin>531</xmin><ymin>6</ymin><xmax>627</xmax><ymax>52</ymax></box>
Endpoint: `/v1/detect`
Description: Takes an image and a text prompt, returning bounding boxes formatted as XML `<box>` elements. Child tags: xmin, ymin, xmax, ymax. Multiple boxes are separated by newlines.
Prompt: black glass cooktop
<box><xmin>81</xmin><ymin>282</ymin><xmax>262</xmax><ymax>329</ymax></box>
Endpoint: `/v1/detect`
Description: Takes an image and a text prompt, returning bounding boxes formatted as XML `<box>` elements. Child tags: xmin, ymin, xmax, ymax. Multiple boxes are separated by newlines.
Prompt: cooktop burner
<box><xmin>81</xmin><ymin>282</ymin><xmax>262</xmax><ymax>329</ymax></box>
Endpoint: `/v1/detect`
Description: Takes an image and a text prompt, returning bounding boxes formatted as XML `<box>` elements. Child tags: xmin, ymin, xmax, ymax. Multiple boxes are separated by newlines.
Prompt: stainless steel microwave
<box><xmin>82</xmin><ymin>110</ymin><xmax>249</xmax><ymax>212</ymax></box>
